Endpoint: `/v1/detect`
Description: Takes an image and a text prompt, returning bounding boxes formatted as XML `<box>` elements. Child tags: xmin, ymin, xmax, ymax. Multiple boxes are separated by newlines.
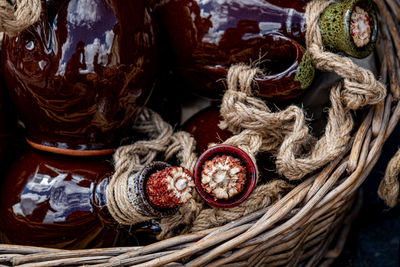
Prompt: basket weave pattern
<box><xmin>0</xmin><ymin>0</ymin><xmax>399</xmax><ymax>266</ymax></box>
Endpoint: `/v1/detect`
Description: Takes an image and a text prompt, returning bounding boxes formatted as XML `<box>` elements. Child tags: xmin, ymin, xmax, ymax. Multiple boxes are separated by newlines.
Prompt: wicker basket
<box><xmin>1</xmin><ymin>0</ymin><xmax>399</xmax><ymax>266</ymax></box>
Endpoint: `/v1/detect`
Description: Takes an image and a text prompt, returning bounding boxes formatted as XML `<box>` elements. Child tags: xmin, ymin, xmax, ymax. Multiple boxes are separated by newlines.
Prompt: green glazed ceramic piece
<box><xmin>294</xmin><ymin>52</ymin><xmax>315</xmax><ymax>90</ymax></box>
<box><xmin>319</xmin><ymin>0</ymin><xmax>378</xmax><ymax>58</ymax></box>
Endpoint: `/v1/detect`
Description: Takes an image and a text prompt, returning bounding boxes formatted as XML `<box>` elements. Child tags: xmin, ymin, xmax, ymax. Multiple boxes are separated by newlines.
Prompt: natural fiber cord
<box><xmin>0</xmin><ymin>0</ymin><xmax>41</xmax><ymax>36</ymax></box>
<box><xmin>190</xmin><ymin>180</ymin><xmax>293</xmax><ymax>233</ymax></box>
<box><xmin>106</xmin><ymin>0</ymin><xmax>387</xmax><ymax>236</ymax></box>
<box><xmin>379</xmin><ymin>148</ymin><xmax>400</xmax><ymax>207</ymax></box>
<box><xmin>0</xmin><ymin>0</ymin><xmax>398</xmax><ymax>265</ymax></box>
<box><xmin>220</xmin><ymin>0</ymin><xmax>386</xmax><ymax>181</ymax></box>
<box><xmin>105</xmin><ymin>108</ymin><xmax>200</xmax><ymax>226</ymax></box>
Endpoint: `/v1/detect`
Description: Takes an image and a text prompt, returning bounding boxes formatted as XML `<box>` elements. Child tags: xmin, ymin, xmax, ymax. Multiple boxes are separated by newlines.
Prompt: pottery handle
<box><xmin>253</xmin><ymin>34</ymin><xmax>315</xmax><ymax>100</ymax></box>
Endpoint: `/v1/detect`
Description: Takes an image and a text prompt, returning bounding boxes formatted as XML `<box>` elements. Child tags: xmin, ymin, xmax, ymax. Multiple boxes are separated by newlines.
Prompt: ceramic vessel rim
<box><xmin>200</xmin><ymin>34</ymin><xmax>304</xmax><ymax>82</ymax></box>
<box><xmin>136</xmin><ymin>161</ymin><xmax>178</xmax><ymax>216</ymax></box>
<box><xmin>194</xmin><ymin>144</ymin><xmax>257</xmax><ymax>208</ymax></box>
<box><xmin>345</xmin><ymin>0</ymin><xmax>378</xmax><ymax>47</ymax></box>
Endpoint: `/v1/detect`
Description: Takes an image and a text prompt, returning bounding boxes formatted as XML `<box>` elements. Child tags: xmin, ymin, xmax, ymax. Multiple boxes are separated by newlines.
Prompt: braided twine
<box><xmin>0</xmin><ymin>0</ymin><xmax>397</xmax><ymax>266</ymax></box>
<box><xmin>105</xmin><ymin>108</ymin><xmax>203</xmax><ymax>236</ymax></box>
<box><xmin>220</xmin><ymin>0</ymin><xmax>385</xmax><ymax>181</ymax></box>
<box><xmin>0</xmin><ymin>0</ymin><xmax>41</xmax><ymax>36</ymax></box>
<box><xmin>379</xmin><ymin>149</ymin><xmax>400</xmax><ymax>207</ymax></box>
<box><xmin>160</xmin><ymin>0</ymin><xmax>385</xmax><ymax>235</ymax></box>
<box><xmin>105</xmin><ymin>0</ymin><xmax>386</xmax><ymax>238</ymax></box>
<box><xmin>106</xmin><ymin>0</ymin><xmax>386</xmax><ymax>238</ymax></box>
<box><xmin>0</xmin><ymin>0</ymin><xmax>388</xmax><ymax>259</ymax></box>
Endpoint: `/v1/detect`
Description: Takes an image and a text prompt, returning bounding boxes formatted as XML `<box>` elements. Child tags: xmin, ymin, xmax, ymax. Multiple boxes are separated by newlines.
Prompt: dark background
<box><xmin>333</xmin><ymin>120</ymin><xmax>400</xmax><ymax>267</ymax></box>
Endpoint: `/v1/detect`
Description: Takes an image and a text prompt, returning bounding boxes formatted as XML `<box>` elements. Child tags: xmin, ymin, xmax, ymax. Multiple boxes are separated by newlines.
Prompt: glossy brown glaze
<box><xmin>0</xmin><ymin>77</ymin><xmax>19</xmax><ymax>172</ymax></box>
<box><xmin>182</xmin><ymin>106</ymin><xmax>232</xmax><ymax>154</ymax></box>
<box><xmin>194</xmin><ymin>145</ymin><xmax>257</xmax><ymax>208</ymax></box>
<box><xmin>182</xmin><ymin>106</ymin><xmax>283</xmax><ymax>182</ymax></box>
<box><xmin>156</xmin><ymin>0</ymin><xmax>312</xmax><ymax>100</ymax></box>
<box><xmin>0</xmin><ymin>147</ymin><xmax>158</xmax><ymax>249</ymax></box>
<box><xmin>2</xmin><ymin>0</ymin><xmax>157</xmax><ymax>153</ymax></box>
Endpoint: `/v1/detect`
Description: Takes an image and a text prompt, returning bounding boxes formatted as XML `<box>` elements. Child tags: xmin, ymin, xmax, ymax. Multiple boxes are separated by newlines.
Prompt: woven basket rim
<box><xmin>1</xmin><ymin>52</ymin><xmax>396</xmax><ymax>267</ymax></box>
<box><xmin>1</xmin><ymin>0</ymin><xmax>399</xmax><ymax>266</ymax></box>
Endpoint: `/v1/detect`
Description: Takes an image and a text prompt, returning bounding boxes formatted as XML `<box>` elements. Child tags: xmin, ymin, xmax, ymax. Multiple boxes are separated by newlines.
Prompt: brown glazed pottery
<box><xmin>2</xmin><ymin>0</ymin><xmax>157</xmax><ymax>155</ymax></box>
<box><xmin>193</xmin><ymin>144</ymin><xmax>257</xmax><ymax>208</ymax></box>
<box><xmin>0</xmin><ymin>79</ymin><xmax>19</xmax><ymax>172</ymax></box>
<box><xmin>182</xmin><ymin>105</ymin><xmax>232</xmax><ymax>154</ymax></box>
<box><xmin>0</xmin><ymin>147</ymin><xmax>159</xmax><ymax>249</ymax></box>
<box><xmin>183</xmin><ymin>106</ymin><xmax>287</xmax><ymax>183</ymax></box>
<box><xmin>155</xmin><ymin>0</ymin><xmax>377</xmax><ymax>100</ymax></box>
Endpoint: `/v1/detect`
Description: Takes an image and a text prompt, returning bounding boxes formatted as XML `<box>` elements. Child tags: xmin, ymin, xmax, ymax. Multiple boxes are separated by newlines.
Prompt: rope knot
<box><xmin>106</xmin><ymin>108</ymin><xmax>199</xmax><ymax>226</ymax></box>
<box><xmin>218</xmin><ymin>0</ymin><xmax>386</xmax><ymax>181</ymax></box>
<box><xmin>0</xmin><ymin>0</ymin><xmax>41</xmax><ymax>36</ymax></box>
<box><xmin>305</xmin><ymin>0</ymin><xmax>386</xmax><ymax>111</ymax></box>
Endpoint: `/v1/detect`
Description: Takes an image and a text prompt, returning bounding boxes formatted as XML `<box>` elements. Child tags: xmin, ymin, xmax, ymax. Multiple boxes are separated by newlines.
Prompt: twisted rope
<box><xmin>219</xmin><ymin>0</ymin><xmax>386</xmax><ymax>181</ymax></box>
<box><xmin>106</xmin><ymin>108</ymin><xmax>199</xmax><ymax>226</ymax></box>
<box><xmin>190</xmin><ymin>180</ymin><xmax>293</xmax><ymax>233</ymax></box>
<box><xmin>159</xmin><ymin>0</ymin><xmax>388</xmax><ymax>235</ymax></box>
<box><xmin>305</xmin><ymin>0</ymin><xmax>386</xmax><ymax>109</ymax></box>
<box><xmin>158</xmin><ymin>132</ymin><xmax>204</xmax><ymax>239</ymax></box>
<box><xmin>0</xmin><ymin>0</ymin><xmax>41</xmax><ymax>36</ymax></box>
<box><xmin>378</xmin><ymin>149</ymin><xmax>400</xmax><ymax>207</ymax></box>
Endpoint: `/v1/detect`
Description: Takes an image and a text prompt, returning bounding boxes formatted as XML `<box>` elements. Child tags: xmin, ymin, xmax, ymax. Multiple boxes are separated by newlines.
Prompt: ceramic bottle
<box><xmin>155</xmin><ymin>0</ymin><xmax>377</xmax><ymax>100</ymax></box>
<box><xmin>0</xmin><ymin>147</ymin><xmax>194</xmax><ymax>248</ymax></box>
<box><xmin>2</xmin><ymin>0</ymin><xmax>158</xmax><ymax>155</ymax></box>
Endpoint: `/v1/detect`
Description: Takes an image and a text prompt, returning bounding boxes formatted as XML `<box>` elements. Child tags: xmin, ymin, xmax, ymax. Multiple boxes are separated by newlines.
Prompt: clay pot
<box><xmin>0</xmin><ymin>147</ymin><xmax>193</xmax><ymax>249</ymax></box>
<box><xmin>155</xmin><ymin>0</ymin><xmax>377</xmax><ymax>100</ymax></box>
<box><xmin>193</xmin><ymin>145</ymin><xmax>257</xmax><ymax>208</ymax></box>
<box><xmin>182</xmin><ymin>106</ymin><xmax>232</xmax><ymax>154</ymax></box>
<box><xmin>2</xmin><ymin>0</ymin><xmax>158</xmax><ymax>155</ymax></box>
<box><xmin>0</xmin><ymin>147</ymin><xmax>124</xmax><ymax>248</ymax></box>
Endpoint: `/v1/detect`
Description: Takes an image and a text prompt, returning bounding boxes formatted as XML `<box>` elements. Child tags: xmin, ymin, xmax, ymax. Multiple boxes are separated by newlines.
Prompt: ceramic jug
<box><xmin>0</xmin><ymin>147</ymin><xmax>194</xmax><ymax>248</ymax></box>
<box><xmin>155</xmin><ymin>0</ymin><xmax>377</xmax><ymax>100</ymax></box>
<box><xmin>2</xmin><ymin>0</ymin><xmax>158</xmax><ymax>156</ymax></box>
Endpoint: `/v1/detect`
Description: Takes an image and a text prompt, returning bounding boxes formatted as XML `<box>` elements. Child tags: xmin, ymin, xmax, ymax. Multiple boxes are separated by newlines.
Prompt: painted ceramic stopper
<box><xmin>2</xmin><ymin>0</ymin><xmax>157</xmax><ymax>156</ymax></box>
<box><xmin>131</xmin><ymin>161</ymin><xmax>195</xmax><ymax>218</ymax></box>
<box><xmin>319</xmin><ymin>0</ymin><xmax>377</xmax><ymax>58</ymax></box>
<box><xmin>201</xmin><ymin>155</ymin><xmax>247</xmax><ymax>200</ymax></box>
<box><xmin>0</xmin><ymin>148</ymin><xmax>192</xmax><ymax>248</ymax></box>
<box><xmin>155</xmin><ymin>0</ymin><xmax>377</xmax><ymax>100</ymax></box>
<box><xmin>194</xmin><ymin>145</ymin><xmax>257</xmax><ymax>208</ymax></box>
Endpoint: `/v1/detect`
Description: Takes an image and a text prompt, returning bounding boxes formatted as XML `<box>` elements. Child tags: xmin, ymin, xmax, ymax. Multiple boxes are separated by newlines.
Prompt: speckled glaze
<box><xmin>0</xmin><ymin>147</ymin><xmax>160</xmax><ymax>248</ymax></box>
<box><xmin>294</xmin><ymin>52</ymin><xmax>314</xmax><ymax>90</ymax></box>
<box><xmin>2</xmin><ymin>0</ymin><xmax>157</xmax><ymax>155</ymax></box>
<box><xmin>156</xmin><ymin>0</ymin><xmax>377</xmax><ymax>99</ymax></box>
<box><xmin>130</xmin><ymin>161</ymin><xmax>178</xmax><ymax>218</ymax></box>
<box><xmin>194</xmin><ymin>145</ymin><xmax>257</xmax><ymax>208</ymax></box>
<box><xmin>319</xmin><ymin>0</ymin><xmax>377</xmax><ymax>58</ymax></box>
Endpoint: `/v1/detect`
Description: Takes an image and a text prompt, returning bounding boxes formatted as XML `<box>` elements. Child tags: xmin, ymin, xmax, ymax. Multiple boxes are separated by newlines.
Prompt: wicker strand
<box><xmin>219</xmin><ymin>0</ymin><xmax>386</xmax><ymax>181</ymax></box>
<box><xmin>190</xmin><ymin>180</ymin><xmax>293</xmax><ymax>233</ymax></box>
<box><xmin>0</xmin><ymin>0</ymin><xmax>398</xmax><ymax>266</ymax></box>
<box><xmin>306</xmin><ymin>0</ymin><xmax>386</xmax><ymax>109</ymax></box>
<box><xmin>378</xmin><ymin>148</ymin><xmax>400</xmax><ymax>207</ymax></box>
<box><xmin>0</xmin><ymin>0</ymin><xmax>41</xmax><ymax>36</ymax></box>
